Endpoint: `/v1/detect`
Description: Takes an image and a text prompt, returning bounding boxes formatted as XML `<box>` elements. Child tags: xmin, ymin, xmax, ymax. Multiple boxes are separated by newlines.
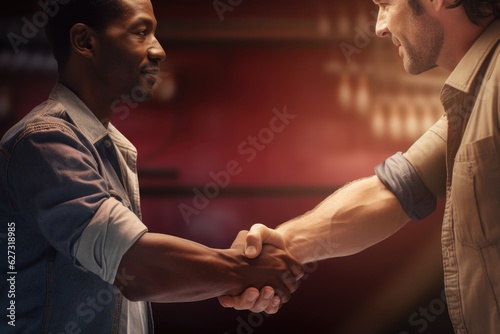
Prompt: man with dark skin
<box><xmin>222</xmin><ymin>0</ymin><xmax>500</xmax><ymax>333</ymax></box>
<box><xmin>0</xmin><ymin>0</ymin><xmax>302</xmax><ymax>332</ymax></box>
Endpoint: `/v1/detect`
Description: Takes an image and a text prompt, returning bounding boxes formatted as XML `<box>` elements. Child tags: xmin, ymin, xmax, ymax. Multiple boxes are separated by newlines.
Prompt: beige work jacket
<box><xmin>404</xmin><ymin>20</ymin><xmax>500</xmax><ymax>333</ymax></box>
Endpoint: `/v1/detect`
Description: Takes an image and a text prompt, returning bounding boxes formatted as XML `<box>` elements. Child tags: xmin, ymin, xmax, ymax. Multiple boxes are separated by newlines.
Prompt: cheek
<box><xmin>96</xmin><ymin>41</ymin><xmax>122</xmax><ymax>68</ymax></box>
<box><xmin>103</xmin><ymin>52</ymin><xmax>137</xmax><ymax>78</ymax></box>
<box><xmin>385</xmin><ymin>5</ymin><xmax>409</xmax><ymax>36</ymax></box>
<box><xmin>388</xmin><ymin>13</ymin><xmax>400</xmax><ymax>29</ymax></box>
<box><xmin>99</xmin><ymin>36</ymin><xmax>137</xmax><ymax>65</ymax></box>
<box><xmin>96</xmin><ymin>38</ymin><xmax>147</xmax><ymax>84</ymax></box>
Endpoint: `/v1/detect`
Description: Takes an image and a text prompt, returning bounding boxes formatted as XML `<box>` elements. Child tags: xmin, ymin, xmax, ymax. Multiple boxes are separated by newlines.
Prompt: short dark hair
<box><xmin>447</xmin><ymin>0</ymin><xmax>500</xmax><ymax>25</ymax></box>
<box><xmin>408</xmin><ymin>0</ymin><xmax>499</xmax><ymax>23</ymax></box>
<box><xmin>45</xmin><ymin>0</ymin><xmax>126</xmax><ymax>71</ymax></box>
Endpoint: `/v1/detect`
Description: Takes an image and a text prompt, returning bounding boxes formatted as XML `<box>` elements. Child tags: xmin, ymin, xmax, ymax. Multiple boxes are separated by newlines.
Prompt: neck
<box><xmin>437</xmin><ymin>17</ymin><xmax>495</xmax><ymax>72</ymax></box>
<box><xmin>58</xmin><ymin>71</ymin><xmax>115</xmax><ymax>128</ymax></box>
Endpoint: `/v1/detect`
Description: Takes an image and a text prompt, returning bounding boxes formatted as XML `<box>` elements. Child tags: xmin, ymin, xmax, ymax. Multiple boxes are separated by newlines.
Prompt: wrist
<box><xmin>217</xmin><ymin>248</ymin><xmax>250</xmax><ymax>295</ymax></box>
<box><xmin>277</xmin><ymin>225</ymin><xmax>307</xmax><ymax>263</ymax></box>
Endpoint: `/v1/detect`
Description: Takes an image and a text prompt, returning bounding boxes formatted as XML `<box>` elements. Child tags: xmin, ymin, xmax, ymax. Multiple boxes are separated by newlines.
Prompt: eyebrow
<box><xmin>130</xmin><ymin>17</ymin><xmax>157</xmax><ymax>29</ymax></box>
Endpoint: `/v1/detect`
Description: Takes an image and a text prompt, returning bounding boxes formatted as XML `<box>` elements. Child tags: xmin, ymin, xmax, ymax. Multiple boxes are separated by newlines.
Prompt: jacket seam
<box><xmin>41</xmin><ymin>247</ymin><xmax>57</xmax><ymax>334</ymax></box>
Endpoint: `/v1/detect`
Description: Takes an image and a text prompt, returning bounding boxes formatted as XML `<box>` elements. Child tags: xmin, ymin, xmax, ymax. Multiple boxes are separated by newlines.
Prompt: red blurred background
<box><xmin>0</xmin><ymin>1</ymin><xmax>454</xmax><ymax>333</ymax></box>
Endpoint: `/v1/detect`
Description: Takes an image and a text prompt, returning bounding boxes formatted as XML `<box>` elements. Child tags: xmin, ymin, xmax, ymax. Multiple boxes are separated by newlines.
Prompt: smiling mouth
<box><xmin>392</xmin><ymin>39</ymin><xmax>403</xmax><ymax>57</ymax></box>
<box><xmin>141</xmin><ymin>65</ymin><xmax>161</xmax><ymax>75</ymax></box>
<box><xmin>142</xmin><ymin>70</ymin><xmax>160</xmax><ymax>76</ymax></box>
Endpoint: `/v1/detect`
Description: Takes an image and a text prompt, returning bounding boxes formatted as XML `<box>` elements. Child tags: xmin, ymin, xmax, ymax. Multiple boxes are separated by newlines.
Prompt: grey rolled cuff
<box><xmin>73</xmin><ymin>197</ymin><xmax>148</xmax><ymax>284</ymax></box>
<box><xmin>375</xmin><ymin>152</ymin><xmax>436</xmax><ymax>221</ymax></box>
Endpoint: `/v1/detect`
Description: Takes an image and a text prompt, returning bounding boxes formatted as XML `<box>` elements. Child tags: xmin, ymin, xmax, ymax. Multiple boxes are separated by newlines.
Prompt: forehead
<box><xmin>116</xmin><ymin>0</ymin><xmax>156</xmax><ymax>23</ymax></box>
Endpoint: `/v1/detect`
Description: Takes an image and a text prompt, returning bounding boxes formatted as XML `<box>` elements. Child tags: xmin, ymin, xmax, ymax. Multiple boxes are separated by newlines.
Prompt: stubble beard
<box><xmin>402</xmin><ymin>15</ymin><xmax>444</xmax><ymax>75</ymax></box>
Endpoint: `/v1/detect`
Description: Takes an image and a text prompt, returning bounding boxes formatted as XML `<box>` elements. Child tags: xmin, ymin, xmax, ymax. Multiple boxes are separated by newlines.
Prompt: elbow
<box><xmin>120</xmin><ymin>286</ymin><xmax>142</xmax><ymax>302</ymax></box>
<box><xmin>115</xmin><ymin>276</ymin><xmax>149</xmax><ymax>302</ymax></box>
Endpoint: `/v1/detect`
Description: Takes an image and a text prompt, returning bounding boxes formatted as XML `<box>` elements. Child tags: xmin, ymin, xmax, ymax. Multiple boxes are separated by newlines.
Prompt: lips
<box><xmin>391</xmin><ymin>37</ymin><xmax>403</xmax><ymax>57</ymax></box>
<box><xmin>141</xmin><ymin>68</ymin><xmax>160</xmax><ymax>75</ymax></box>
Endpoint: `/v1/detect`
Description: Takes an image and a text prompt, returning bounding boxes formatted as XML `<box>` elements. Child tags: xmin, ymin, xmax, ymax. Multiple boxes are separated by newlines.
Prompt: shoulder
<box><xmin>1</xmin><ymin>98</ymin><xmax>87</xmax><ymax>158</ymax></box>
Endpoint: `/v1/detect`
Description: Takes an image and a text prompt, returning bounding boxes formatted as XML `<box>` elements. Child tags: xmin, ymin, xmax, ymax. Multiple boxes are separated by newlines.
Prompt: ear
<box><xmin>427</xmin><ymin>0</ymin><xmax>446</xmax><ymax>13</ymax></box>
<box><xmin>69</xmin><ymin>23</ymin><xmax>95</xmax><ymax>59</ymax></box>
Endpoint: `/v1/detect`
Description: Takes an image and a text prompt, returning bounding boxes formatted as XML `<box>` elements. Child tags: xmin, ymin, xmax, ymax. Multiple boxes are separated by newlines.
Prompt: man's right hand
<box><xmin>226</xmin><ymin>229</ymin><xmax>303</xmax><ymax>300</ymax></box>
<box><xmin>244</xmin><ymin>224</ymin><xmax>288</xmax><ymax>259</ymax></box>
<box><xmin>218</xmin><ymin>224</ymin><xmax>295</xmax><ymax>313</ymax></box>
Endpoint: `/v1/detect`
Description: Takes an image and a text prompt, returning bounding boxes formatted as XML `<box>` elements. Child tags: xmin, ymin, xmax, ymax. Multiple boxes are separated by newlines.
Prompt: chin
<box><xmin>128</xmin><ymin>80</ymin><xmax>156</xmax><ymax>102</ymax></box>
<box><xmin>403</xmin><ymin>59</ymin><xmax>436</xmax><ymax>75</ymax></box>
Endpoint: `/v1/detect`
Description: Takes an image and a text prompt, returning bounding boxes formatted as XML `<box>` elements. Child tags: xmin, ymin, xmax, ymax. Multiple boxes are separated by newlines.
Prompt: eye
<box><xmin>374</xmin><ymin>1</ymin><xmax>389</xmax><ymax>11</ymax></box>
<box><xmin>134</xmin><ymin>27</ymin><xmax>150</xmax><ymax>37</ymax></box>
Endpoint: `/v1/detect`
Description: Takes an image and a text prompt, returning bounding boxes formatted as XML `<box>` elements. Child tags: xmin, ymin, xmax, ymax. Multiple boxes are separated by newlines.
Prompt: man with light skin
<box><xmin>220</xmin><ymin>0</ymin><xmax>500</xmax><ymax>332</ymax></box>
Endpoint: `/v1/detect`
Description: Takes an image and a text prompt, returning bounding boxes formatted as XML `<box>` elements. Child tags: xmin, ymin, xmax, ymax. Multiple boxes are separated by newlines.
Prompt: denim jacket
<box><xmin>0</xmin><ymin>83</ymin><xmax>151</xmax><ymax>333</ymax></box>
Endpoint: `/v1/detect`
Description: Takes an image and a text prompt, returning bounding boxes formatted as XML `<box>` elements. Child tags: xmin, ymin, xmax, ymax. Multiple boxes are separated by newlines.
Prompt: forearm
<box><xmin>117</xmin><ymin>232</ymin><xmax>248</xmax><ymax>303</ymax></box>
<box><xmin>278</xmin><ymin>175</ymin><xmax>410</xmax><ymax>263</ymax></box>
<box><xmin>218</xmin><ymin>176</ymin><xmax>411</xmax><ymax>311</ymax></box>
<box><xmin>117</xmin><ymin>232</ymin><xmax>302</xmax><ymax>303</ymax></box>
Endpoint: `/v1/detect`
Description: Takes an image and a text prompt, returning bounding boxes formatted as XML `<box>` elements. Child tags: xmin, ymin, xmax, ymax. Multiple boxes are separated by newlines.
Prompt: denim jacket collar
<box><xmin>49</xmin><ymin>82</ymin><xmax>109</xmax><ymax>145</ymax></box>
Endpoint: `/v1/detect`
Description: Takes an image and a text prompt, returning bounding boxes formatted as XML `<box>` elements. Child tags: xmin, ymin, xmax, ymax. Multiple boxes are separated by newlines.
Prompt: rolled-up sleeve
<box><xmin>7</xmin><ymin>124</ymin><xmax>146</xmax><ymax>283</ymax></box>
<box><xmin>73</xmin><ymin>197</ymin><xmax>147</xmax><ymax>283</ymax></box>
<box><xmin>375</xmin><ymin>115</ymin><xmax>448</xmax><ymax>221</ymax></box>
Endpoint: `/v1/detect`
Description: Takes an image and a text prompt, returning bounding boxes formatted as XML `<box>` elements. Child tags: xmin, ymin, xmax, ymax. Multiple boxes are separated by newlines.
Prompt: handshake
<box><xmin>217</xmin><ymin>223</ymin><xmax>304</xmax><ymax>315</ymax></box>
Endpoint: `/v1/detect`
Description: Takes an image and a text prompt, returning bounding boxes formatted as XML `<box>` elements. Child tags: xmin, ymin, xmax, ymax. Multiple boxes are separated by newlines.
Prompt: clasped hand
<box><xmin>220</xmin><ymin>224</ymin><xmax>298</xmax><ymax>314</ymax></box>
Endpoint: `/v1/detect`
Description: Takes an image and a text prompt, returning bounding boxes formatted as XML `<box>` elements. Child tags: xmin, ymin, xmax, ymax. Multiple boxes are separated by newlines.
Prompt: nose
<box><xmin>148</xmin><ymin>36</ymin><xmax>167</xmax><ymax>63</ymax></box>
<box><xmin>375</xmin><ymin>8</ymin><xmax>389</xmax><ymax>38</ymax></box>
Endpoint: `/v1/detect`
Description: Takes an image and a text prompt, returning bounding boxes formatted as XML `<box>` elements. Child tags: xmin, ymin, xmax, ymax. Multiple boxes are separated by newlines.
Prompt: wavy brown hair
<box><xmin>447</xmin><ymin>0</ymin><xmax>500</xmax><ymax>24</ymax></box>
